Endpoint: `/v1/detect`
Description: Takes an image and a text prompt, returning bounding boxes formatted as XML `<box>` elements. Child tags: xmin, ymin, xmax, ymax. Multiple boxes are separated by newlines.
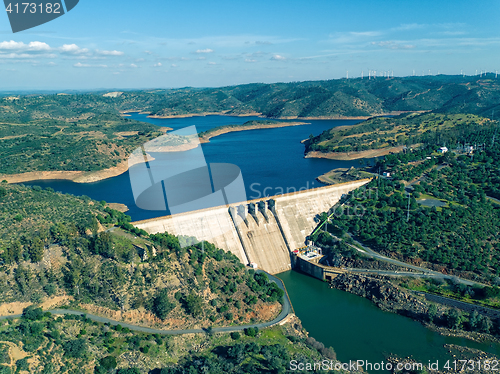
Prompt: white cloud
<box><xmin>130</xmin><ymin>63</ymin><xmax>138</xmax><ymax>68</ymax></box>
<box><xmin>328</xmin><ymin>31</ymin><xmax>383</xmax><ymax>44</ymax></box>
<box><xmin>60</xmin><ymin>44</ymin><xmax>89</xmax><ymax>55</ymax></box>
<box><xmin>195</xmin><ymin>48</ymin><xmax>214</xmax><ymax>54</ymax></box>
<box><xmin>372</xmin><ymin>41</ymin><xmax>415</xmax><ymax>50</ymax></box>
<box><xmin>73</xmin><ymin>62</ymin><xmax>108</xmax><ymax>68</ymax></box>
<box><xmin>208</xmin><ymin>61</ymin><xmax>216</xmax><ymax>65</ymax></box>
<box><xmin>393</xmin><ymin>23</ymin><xmax>427</xmax><ymax>31</ymax></box>
<box><xmin>96</xmin><ymin>50</ymin><xmax>124</xmax><ymax>56</ymax></box>
<box><xmin>271</xmin><ymin>54</ymin><xmax>286</xmax><ymax>61</ymax></box>
<box><xmin>245</xmin><ymin>59</ymin><xmax>256</xmax><ymax>63</ymax></box>
<box><xmin>153</xmin><ymin>62</ymin><xmax>162</xmax><ymax>67</ymax></box>
<box><xmin>0</xmin><ymin>40</ymin><xmax>50</xmax><ymax>52</ymax></box>
<box><xmin>171</xmin><ymin>64</ymin><xmax>177</xmax><ymax>67</ymax></box>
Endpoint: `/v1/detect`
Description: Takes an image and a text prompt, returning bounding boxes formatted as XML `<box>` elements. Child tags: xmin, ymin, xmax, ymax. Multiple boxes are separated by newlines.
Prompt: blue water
<box><xmin>23</xmin><ymin>114</ymin><xmax>367</xmax><ymax>221</ymax></box>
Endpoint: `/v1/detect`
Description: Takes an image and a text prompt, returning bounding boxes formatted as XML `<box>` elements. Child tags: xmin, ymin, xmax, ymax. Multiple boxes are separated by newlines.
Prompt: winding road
<box><xmin>0</xmin><ymin>271</ymin><xmax>293</xmax><ymax>336</ymax></box>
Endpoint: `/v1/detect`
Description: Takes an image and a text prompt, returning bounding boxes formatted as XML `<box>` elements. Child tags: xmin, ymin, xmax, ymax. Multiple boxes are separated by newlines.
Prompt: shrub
<box><xmin>63</xmin><ymin>339</ymin><xmax>87</xmax><ymax>358</ymax></box>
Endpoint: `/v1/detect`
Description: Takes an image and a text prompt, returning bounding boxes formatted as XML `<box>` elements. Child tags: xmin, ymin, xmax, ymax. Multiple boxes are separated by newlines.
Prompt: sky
<box><xmin>0</xmin><ymin>0</ymin><xmax>499</xmax><ymax>90</ymax></box>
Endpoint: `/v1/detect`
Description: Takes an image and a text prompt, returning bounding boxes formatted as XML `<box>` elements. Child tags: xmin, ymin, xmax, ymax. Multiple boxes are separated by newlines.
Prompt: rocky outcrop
<box><xmin>330</xmin><ymin>273</ymin><xmax>428</xmax><ymax>317</ymax></box>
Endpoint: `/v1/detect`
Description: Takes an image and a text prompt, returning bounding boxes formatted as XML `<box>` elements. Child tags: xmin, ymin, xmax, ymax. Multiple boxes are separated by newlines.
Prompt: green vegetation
<box><xmin>317</xmin><ymin>145</ymin><xmax>500</xmax><ymax>282</ymax></box>
<box><xmin>306</xmin><ymin>113</ymin><xmax>497</xmax><ymax>154</ymax></box>
<box><xmin>398</xmin><ymin>276</ymin><xmax>500</xmax><ymax>310</ymax></box>
<box><xmin>0</xmin><ymin>182</ymin><xmax>105</xmax><ymax>243</ymax></box>
<box><xmin>0</xmin><ymin>306</ymin><xmax>335</xmax><ymax>374</ymax></box>
<box><xmin>2</xmin><ymin>75</ymin><xmax>500</xmax><ymax>176</ymax></box>
<box><xmin>0</xmin><ymin>109</ymin><xmax>161</xmax><ymax>174</ymax></box>
<box><xmin>0</xmin><ymin>184</ymin><xmax>281</xmax><ymax>328</ymax></box>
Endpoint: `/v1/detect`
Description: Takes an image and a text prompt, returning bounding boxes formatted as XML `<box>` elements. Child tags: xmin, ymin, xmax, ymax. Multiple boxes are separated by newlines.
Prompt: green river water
<box><xmin>278</xmin><ymin>270</ymin><xmax>500</xmax><ymax>373</ymax></box>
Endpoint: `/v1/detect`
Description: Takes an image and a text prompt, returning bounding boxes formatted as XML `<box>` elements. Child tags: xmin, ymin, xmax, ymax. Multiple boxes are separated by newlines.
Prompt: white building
<box><xmin>438</xmin><ymin>147</ymin><xmax>448</xmax><ymax>153</ymax></box>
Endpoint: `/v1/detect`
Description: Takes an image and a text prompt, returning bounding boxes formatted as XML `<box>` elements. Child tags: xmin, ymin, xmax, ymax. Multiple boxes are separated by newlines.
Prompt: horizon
<box><xmin>1</xmin><ymin>72</ymin><xmax>498</xmax><ymax>94</ymax></box>
<box><xmin>1</xmin><ymin>0</ymin><xmax>499</xmax><ymax>90</ymax></box>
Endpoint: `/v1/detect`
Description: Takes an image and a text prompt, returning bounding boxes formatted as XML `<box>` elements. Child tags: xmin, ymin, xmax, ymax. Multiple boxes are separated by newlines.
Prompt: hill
<box><xmin>0</xmin><ymin>310</ymin><xmax>342</xmax><ymax>374</ymax></box>
<box><xmin>0</xmin><ymin>184</ymin><xmax>283</xmax><ymax>331</ymax></box>
<box><xmin>2</xmin><ymin>75</ymin><xmax>500</xmax><ymax>179</ymax></box>
<box><xmin>315</xmin><ymin>143</ymin><xmax>500</xmax><ymax>283</ymax></box>
<box><xmin>305</xmin><ymin>112</ymin><xmax>498</xmax><ymax>157</ymax></box>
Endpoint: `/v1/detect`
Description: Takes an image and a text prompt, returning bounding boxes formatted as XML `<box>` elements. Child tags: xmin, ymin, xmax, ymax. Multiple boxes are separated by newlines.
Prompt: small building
<box><xmin>249</xmin><ymin>262</ymin><xmax>258</xmax><ymax>269</ymax></box>
<box><xmin>438</xmin><ymin>146</ymin><xmax>448</xmax><ymax>153</ymax></box>
<box><xmin>382</xmin><ymin>171</ymin><xmax>391</xmax><ymax>177</ymax></box>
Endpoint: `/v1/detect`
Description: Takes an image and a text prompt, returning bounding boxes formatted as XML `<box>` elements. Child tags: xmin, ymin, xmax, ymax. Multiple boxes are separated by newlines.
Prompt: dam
<box><xmin>132</xmin><ymin>179</ymin><xmax>371</xmax><ymax>274</ymax></box>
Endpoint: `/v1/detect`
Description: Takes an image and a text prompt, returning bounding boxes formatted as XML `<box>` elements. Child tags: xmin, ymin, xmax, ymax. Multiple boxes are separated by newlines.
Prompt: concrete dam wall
<box><xmin>133</xmin><ymin>179</ymin><xmax>370</xmax><ymax>274</ymax></box>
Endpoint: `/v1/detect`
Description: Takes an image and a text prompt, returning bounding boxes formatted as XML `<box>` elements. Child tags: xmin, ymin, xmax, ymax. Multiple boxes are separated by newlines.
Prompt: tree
<box><xmin>478</xmin><ymin>315</ymin><xmax>493</xmax><ymax>333</ymax></box>
<box><xmin>153</xmin><ymin>289</ymin><xmax>175</xmax><ymax>320</ymax></box>
<box><xmin>94</xmin><ymin>232</ymin><xmax>115</xmax><ymax>258</ymax></box>
<box><xmin>427</xmin><ymin>304</ymin><xmax>438</xmax><ymax>323</ymax></box>
<box><xmin>28</xmin><ymin>237</ymin><xmax>44</xmax><ymax>263</ymax></box>
<box><xmin>94</xmin><ymin>356</ymin><xmax>117</xmax><ymax>374</ymax></box>
<box><xmin>244</xmin><ymin>327</ymin><xmax>258</xmax><ymax>337</ymax></box>
<box><xmin>469</xmin><ymin>310</ymin><xmax>482</xmax><ymax>331</ymax></box>
<box><xmin>116</xmin><ymin>369</ymin><xmax>141</xmax><ymax>374</ymax></box>
<box><xmin>63</xmin><ymin>339</ymin><xmax>87</xmax><ymax>358</ymax></box>
<box><xmin>22</xmin><ymin>306</ymin><xmax>44</xmax><ymax>321</ymax></box>
<box><xmin>184</xmin><ymin>292</ymin><xmax>203</xmax><ymax>317</ymax></box>
<box><xmin>445</xmin><ymin>308</ymin><xmax>464</xmax><ymax>330</ymax></box>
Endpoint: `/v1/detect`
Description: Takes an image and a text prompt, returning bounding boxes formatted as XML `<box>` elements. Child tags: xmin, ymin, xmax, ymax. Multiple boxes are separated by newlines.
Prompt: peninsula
<box><xmin>198</xmin><ymin>120</ymin><xmax>309</xmax><ymax>143</ymax></box>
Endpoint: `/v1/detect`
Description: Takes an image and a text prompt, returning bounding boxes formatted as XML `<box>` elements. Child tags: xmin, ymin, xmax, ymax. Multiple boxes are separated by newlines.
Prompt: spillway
<box><xmin>133</xmin><ymin>179</ymin><xmax>371</xmax><ymax>274</ymax></box>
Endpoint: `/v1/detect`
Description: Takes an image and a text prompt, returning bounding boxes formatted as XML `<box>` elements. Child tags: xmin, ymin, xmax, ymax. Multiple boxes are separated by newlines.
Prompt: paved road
<box><xmin>0</xmin><ymin>271</ymin><xmax>293</xmax><ymax>336</ymax></box>
<box><xmin>326</xmin><ymin>231</ymin><xmax>487</xmax><ymax>287</ymax></box>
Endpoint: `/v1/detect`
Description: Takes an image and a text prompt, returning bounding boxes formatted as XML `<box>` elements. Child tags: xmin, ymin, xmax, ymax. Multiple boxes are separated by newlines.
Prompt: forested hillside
<box><xmin>0</xmin><ymin>184</ymin><xmax>283</xmax><ymax>329</ymax></box>
<box><xmin>306</xmin><ymin>113</ymin><xmax>498</xmax><ymax>154</ymax></box>
<box><xmin>321</xmin><ymin>145</ymin><xmax>500</xmax><ymax>283</ymax></box>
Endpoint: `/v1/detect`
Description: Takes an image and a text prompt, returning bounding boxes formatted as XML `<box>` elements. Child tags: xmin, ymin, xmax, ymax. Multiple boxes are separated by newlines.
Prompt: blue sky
<box><xmin>1</xmin><ymin>0</ymin><xmax>499</xmax><ymax>90</ymax></box>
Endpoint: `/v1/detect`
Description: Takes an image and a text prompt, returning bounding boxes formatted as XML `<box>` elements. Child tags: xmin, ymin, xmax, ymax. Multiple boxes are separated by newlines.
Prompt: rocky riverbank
<box><xmin>330</xmin><ymin>273</ymin><xmax>500</xmax><ymax>345</ymax></box>
<box><xmin>330</xmin><ymin>273</ymin><xmax>429</xmax><ymax>317</ymax></box>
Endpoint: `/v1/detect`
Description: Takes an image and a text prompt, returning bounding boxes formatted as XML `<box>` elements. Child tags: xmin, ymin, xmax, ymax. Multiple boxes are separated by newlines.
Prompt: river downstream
<box><xmin>278</xmin><ymin>270</ymin><xmax>500</xmax><ymax>373</ymax></box>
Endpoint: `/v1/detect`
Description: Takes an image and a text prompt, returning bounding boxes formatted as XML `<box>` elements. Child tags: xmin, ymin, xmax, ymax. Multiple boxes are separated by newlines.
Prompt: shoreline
<box><xmin>0</xmin><ymin>161</ymin><xmax>130</xmax><ymax>184</ymax></box>
<box><xmin>305</xmin><ymin>146</ymin><xmax>407</xmax><ymax>160</ymax></box>
<box><xmin>122</xmin><ymin>110</ymin><xmax>406</xmax><ymax>120</ymax></box>
<box><xmin>0</xmin><ymin>151</ymin><xmax>154</xmax><ymax>184</ymax></box>
<box><xmin>199</xmin><ymin>121</ymin><xmax>309</xmax><ymax>143</ymax></box>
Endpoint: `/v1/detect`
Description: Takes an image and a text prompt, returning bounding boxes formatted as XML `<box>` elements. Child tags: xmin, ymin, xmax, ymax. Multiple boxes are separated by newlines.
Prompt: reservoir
<box><xmin>21</xmin><ymin>114</ymin><xmax>500</xmax><ymax>370</ymax></box>
<box><xmin>24</xmin><ymin>114</ymin><xmax>367</xmax><ymax>221</ymax></box>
